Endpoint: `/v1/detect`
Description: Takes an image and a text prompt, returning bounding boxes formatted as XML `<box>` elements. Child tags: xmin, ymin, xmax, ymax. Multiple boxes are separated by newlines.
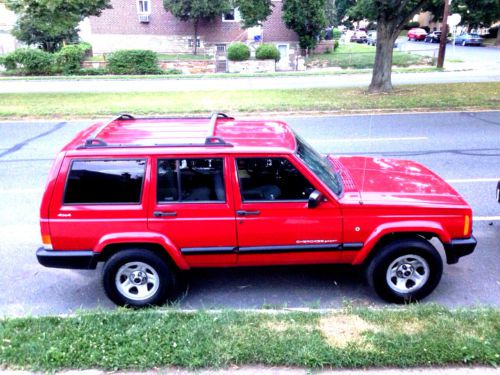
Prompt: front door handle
<box><xmin>236</xmin><ymin>210</ymin><xmax>260</xmax><ymax>216</ymax></box>
<box><xmin>153</xmin><ymin>211</ymin><xmax>177</xmax><ymax>217</ymax></box>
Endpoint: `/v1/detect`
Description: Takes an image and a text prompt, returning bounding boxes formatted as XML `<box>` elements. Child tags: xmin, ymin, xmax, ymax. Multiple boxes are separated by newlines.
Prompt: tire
<box><xmin>462</xmin><ymin>40</ymin><xmax>467</xmax><ymax>46</ymax></box>
<box><xmin>103</xmin><ymin>249</ymin><xmax>176</xmax><ymax>307</ymax></box>
<box><xmin>366</xmin><ymin>238</ymin><xmax>443</xmax><ymax>304</ymax></box>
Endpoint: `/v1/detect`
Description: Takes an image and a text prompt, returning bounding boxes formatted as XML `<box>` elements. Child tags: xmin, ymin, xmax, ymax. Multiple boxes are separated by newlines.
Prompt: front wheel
<box><xmin>103</xmin><ymin>249</ymin><xmax>176</xmax><ymax>307</ymax></box>
<box><xmin>366</xmin><ymin>238</ymin><xmax>443</xmax><ymax>303</ymax></box>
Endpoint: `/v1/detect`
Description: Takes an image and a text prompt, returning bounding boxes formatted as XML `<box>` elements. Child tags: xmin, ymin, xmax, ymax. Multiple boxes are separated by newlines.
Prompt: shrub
<box><xmin>8</xmin><ymin>49</ymin><xmax>54</xmax><ymax>75</ymax></box>
<box><xmin>78</xmin><ymin>68</ymin><xmax>109</xmax><ymax>75</ymax></box>
<box><xmin>332</xmin><ymin>28</ymin><xmax>342</xmax><ymax>40</ymax></box>
<box><xmin>227</xmin><ymin>42</ymin><xmax>250</xmax><ymax>61</ymax></box>
<box><xmin>255</xmin><ymin>44</ymin><xmax>280</xmax><ymax>62</ymax></box>
<box><xmin>55</xmin><ymin>43</ymin><xmax>92</xmax><ymax>74</ymax></box>
<box><xmin>107</xmin><ymin>49</ymin><xmax>161</xmax><ymax>74</ymax></box>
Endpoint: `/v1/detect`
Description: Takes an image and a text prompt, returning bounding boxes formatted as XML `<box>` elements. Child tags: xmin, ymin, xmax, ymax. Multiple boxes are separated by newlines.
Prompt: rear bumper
<box><xmin>36</xmin><ymin>248</ymin><xmax>100</xmax><ymax>269</ymax></box>
<box><xmin>443</xmin><ymin>236</ymin><xmax>477</xmax><ymax>265</ymax></box>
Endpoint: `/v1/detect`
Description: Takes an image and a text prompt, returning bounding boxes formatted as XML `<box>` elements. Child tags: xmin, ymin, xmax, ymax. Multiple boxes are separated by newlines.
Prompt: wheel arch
<box><xmin>352</xmin><ymin>222</ymin><xmax>450</xmax><ymax>266</ymax></box>
<box><xmin>95</xmin><ymin>233</ymin><xmax>190</xmax><ymax>270</ymax></box>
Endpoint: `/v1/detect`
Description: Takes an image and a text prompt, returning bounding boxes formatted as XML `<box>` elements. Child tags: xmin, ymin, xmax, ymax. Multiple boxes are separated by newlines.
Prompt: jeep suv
<box><xmin>37</xmin><ymin>113</ymin><xmax>476</xmax><ymax>306</ymax></box>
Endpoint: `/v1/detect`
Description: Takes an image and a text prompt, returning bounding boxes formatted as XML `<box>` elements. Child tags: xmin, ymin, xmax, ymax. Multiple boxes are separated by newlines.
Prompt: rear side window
<box><xmin>157</xmin><ymin>158</ymin><xmax>225</xmax><ymax>202</ymax></box>
<box><xmin>64</xmin><ymin>159</ymin><xmax>146</xmax><ymax>204</ymax></box>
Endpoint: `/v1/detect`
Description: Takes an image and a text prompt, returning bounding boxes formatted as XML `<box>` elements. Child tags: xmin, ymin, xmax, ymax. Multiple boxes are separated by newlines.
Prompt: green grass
<box><xmin>0</xmin><ymin>66</ymin><xmax>442</xmax><ymax>81</ymax></box>
<box><xmin>0</xmin><ymin>304</ymin><xmax>498</xmax><ymax>371</ymax></box>
<box><xmin>308</xmin><ymin>43</ymin><xmax>430</xmax><ymax>69</ymax></box>
<box><xmin>0</xmin><ymin>82</ymin><xmax>497</xmax><ymax>119</ymax></box>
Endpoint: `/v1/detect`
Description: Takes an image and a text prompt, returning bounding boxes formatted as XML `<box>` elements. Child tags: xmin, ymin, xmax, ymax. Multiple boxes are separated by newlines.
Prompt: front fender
<box><xmin>351</xmin><ymin>220</ymin><xmax>450</xmax><ymax>265</ymax></box>
<box><xmin>94</xmin><ymin>232</ymin><xmax>190</xmax><ymax>270</ymax></box>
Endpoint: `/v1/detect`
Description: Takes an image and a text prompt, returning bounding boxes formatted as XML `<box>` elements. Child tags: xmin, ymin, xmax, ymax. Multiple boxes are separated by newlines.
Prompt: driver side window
<box><xmin>236</xmin><ymin>157</ymin><xmax>314</xmax><ymax>201</ymax></box>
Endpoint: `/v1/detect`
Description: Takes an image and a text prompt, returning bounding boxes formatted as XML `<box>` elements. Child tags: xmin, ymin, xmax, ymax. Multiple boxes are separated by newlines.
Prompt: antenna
<box><xmin>359</xmin><ymin>113</ymin><xmax>373</xmax><ymax>204</ymax></box>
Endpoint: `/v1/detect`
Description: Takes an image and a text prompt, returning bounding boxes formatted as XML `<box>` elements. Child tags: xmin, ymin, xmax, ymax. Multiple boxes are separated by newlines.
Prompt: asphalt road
<box><xmin>0</xmin><ymin>111</ymin><xmax>499</xmax><ymax>316</ymax></box>
<box><xmin>399</xmin><ymin>39</ymin><xmax>500</xmax><ymax>67</ymax></box>
<box><xmin>0</xmin><ymin>69</ymin><xmax>499</xmax><ymax>94</ymax></box>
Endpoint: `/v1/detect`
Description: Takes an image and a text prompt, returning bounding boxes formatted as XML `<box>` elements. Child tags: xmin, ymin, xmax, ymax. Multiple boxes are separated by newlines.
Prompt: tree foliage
<box><xmin>5</xmin><ymin>0</ymin><xmax>111</xmax><ymax>52</ymax></box>
<box><xmin>451</xmin><ymin>0</ymin><xmax>500</xmax><ymax>28</ymax></box>
<box><xmin>163</xmin><ymin>0</ymin><xmax>231</xmax><ymax>54</ymax></box>
<box><xmin>282</xmin><ymin>0</ymin><xmax>327</xmax><ymax>51</ymax></box>
<box><xmin>236</xmin><ymin>0</ymin><xmax>274</xmax><ymax>28</ymax></box>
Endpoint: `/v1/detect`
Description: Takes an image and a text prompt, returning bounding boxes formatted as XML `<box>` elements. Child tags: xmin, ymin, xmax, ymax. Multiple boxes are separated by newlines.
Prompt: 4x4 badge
<box><xmin>57</xmin><ymin>213</ymin><xmax>72</xmax><ymax>217</ymax></box>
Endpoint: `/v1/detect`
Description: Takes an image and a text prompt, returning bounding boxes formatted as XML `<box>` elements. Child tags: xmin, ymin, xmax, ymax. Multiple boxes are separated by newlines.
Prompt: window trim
<box><xmin>222</xmin><ymin>8</ymin><xmax>241</xmax><ymax>22</ymax></box>
<box><xmin>62</xmin><ymin>158</ymin><xmax>147</xmax><ymax>206</ymax></box>
<box><xmin>235</xmin><ymin>156</ymin><xmax>315</xmax><ymax>203</ymax></box>
<box><xmin>136</xmin><ymin>0</ymin><xmax>151</xmax><ymax>15</ymax></box>
<box><xmin>156</xmin><ymin>157</ymin><xmax>227</xmax><ymax>204</ymax></box>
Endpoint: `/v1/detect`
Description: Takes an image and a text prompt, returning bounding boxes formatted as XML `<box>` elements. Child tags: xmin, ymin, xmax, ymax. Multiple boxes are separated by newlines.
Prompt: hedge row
<box><xmin>0</xmin><ymin>43</ymin><xmax>91</xmax><ymax>75</ymax></box>
<box><xmin>227</xmin><ymin>43</ymin><xmax>280</xmax><ymax>62</ymax></box>
<box><xmin>0</xmin><ymin>47</ymin><xmax>166</xmax><ymax>76</ymax></box>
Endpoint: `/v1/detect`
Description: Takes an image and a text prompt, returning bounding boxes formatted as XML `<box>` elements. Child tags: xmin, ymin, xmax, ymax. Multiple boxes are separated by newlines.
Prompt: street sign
<box><xmin>448</xmin><ymin>13</ymin><xmax>462</xmax><ymax>27</ymax></box>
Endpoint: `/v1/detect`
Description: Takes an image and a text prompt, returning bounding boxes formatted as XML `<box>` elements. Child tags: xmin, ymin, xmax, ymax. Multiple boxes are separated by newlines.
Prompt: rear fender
<box><xmin>94</xmin><ymin>232</ymin><xmax>189</xmax><ymax>270</ymax></box>
<box><xmin>352</xmin><ymin>221</ymin><xmax>450</xmax><ymax>265</ymax></box>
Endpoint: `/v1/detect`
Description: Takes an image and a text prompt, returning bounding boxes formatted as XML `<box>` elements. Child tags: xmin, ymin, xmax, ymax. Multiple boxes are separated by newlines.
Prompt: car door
<box><xmin>231</xmin><ymin>154</ymin><xmax>343</xmax><ymax>266</ymax></box>
<box><xmin>148</xmin><ymin>155</ymin><xmax>237</xmax><ymax>267</ymax></box>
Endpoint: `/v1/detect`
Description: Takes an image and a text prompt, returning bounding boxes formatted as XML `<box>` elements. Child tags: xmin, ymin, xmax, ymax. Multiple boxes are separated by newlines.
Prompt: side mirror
<box><xmin>308</xmin><ymin>190</ymin><xmax>323</xmax><ymax>208</ymax></box>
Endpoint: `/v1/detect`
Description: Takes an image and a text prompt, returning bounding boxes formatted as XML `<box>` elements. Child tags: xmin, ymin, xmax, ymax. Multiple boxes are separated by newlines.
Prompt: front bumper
<box><xmin>36</xmin><ymin>248</ymin><xmax>100</xmax><ymax>269</ymax></box>
<box><xmin>443</xmin><ymin>236</ymin><xmax>477</xmax><ymax>265</ymax></box>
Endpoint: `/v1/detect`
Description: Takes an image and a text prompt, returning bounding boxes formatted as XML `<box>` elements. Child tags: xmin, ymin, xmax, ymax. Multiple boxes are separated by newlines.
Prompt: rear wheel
<box><xmin>103</xmin><ymin>249</ymin><xmax>176</xmax><ymax>307</ymax></box>
<box><xmin>366</xmin><ymin>238</ymin><xmax>443</xmax><ymax>303</ymax></box>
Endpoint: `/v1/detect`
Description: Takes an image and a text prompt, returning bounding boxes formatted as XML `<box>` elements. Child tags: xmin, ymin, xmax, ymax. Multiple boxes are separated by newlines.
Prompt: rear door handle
<box><xmin>236</xmin><ymin>210</ymin><xmax>260</xmax><ymax>216</ymax></box>
<box><xmin>153</xmin><ymin>211</ymin><xmax>177</xmax><ymax>217</ymax></box>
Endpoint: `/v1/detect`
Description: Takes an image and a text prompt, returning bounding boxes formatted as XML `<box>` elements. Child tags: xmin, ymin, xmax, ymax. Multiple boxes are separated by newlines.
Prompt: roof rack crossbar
<box><xmin>83</xmin><ymin>113</ymin><xmax>135</xmax><ymax>147</ymax></box>
<box><xmin>207</xmin><ymin>112</ymin><xmax>232</xmax><ymax>138</ymax></box>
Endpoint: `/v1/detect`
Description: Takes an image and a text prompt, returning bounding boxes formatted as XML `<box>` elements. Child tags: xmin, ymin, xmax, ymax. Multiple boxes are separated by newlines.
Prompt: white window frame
<box><xmin>222</xmin><ymin>8</ymin><xmax>241</xmax><ymax>22</ymax></box>
<box><xmin>137</xmin><ymin>0</ymin><xmax>151</xmax><ymax>15</ymax></box>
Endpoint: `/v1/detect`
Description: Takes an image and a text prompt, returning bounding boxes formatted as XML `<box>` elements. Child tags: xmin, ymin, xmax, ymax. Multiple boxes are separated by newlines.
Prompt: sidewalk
<box><xmin>0</xmin><ymin>69</ymin><xmax>499</xmax><ymax>94</ymax></box>
<box><xmin>2</xmin><ymin>366</ymin><xmax>499</xmax><ymax>375</ymax></box>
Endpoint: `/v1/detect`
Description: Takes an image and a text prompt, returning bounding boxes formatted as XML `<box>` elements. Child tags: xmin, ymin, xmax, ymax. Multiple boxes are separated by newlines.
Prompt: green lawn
<box><xmin>0</xmin><ymin>82</ymin><xmax>497</xmax><ymax>119</ymax></box>
<box><xmin>308</xmin><ymin>43</ymin><xmax>430</xmax><ymax>69</ymax></box>
<box><xmin>0</xmin><ymin>304</ymin><xmax>498</xmax><ymax>371</ymax></box>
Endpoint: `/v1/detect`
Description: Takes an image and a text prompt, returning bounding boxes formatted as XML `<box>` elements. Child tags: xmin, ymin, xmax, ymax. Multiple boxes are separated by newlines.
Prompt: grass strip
<box><xmin>0</xmin><ymin>304</ymin><xmax>498</xmax><ymax>371</ymax></box>
<box><xmin>0</xmin><ymin>67</ymin><xmax>442</xmax><ymax>81</ymax></box>
<box><xmin>307</xmin><ymin>44</ymin><xmax>430</xmax><ymax>69</ymax></box>
<box><xmin>0</xmin><ymin>82</ymin><xmax>498</xmax><ymax>119</ymax></box>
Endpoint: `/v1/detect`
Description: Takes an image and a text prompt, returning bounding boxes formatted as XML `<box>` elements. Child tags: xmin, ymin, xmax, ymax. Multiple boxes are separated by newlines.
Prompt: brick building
<box><xmin>80</xmin><ymin>0</ymin><xmax>300</xmax><ymax>69</ymax></box>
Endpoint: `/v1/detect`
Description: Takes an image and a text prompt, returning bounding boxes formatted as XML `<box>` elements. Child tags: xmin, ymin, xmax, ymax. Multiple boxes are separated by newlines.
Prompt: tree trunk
<box><xmin>496</xmin><ymin>29</ymin><xmax>500</xmax><ymax>47</ymax></box>
<box><xmin>369</xmin><ymin>22</ymin><xmax>396</xmax><ymax>93</ymax></box>
<box><xmin>193</xmin><ymin>20</ymin><xmax>199</xmax><ymax>55</ymax></box>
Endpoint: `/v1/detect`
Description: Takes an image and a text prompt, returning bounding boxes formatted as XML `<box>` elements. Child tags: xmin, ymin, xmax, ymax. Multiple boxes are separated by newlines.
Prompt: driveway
<box><xmin>0</xmin><ymin>111</ymin><xmax>498</xmax><ymax>316</ymax></box>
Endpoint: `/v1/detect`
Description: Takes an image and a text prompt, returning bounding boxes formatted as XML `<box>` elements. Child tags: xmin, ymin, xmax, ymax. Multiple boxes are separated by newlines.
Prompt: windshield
<box><xmin>294</xmin><ymin>134</ymin><xmax>343</xmax><ymax>196</ymax></box>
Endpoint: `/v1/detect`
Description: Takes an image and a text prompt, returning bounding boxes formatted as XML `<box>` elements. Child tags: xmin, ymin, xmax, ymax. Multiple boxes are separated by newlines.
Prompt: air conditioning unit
<box><xmin>138</xmin><ymin>14</ymin><xmax>150</xmax><ymax>23</ymax></box>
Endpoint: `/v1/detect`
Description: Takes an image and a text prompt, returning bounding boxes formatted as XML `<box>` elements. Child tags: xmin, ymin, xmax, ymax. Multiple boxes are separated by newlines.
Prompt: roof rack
<box><xmin>79</xmin><ymin>112</ymin><xmax>234</xmax><ymax>149</ymax></box>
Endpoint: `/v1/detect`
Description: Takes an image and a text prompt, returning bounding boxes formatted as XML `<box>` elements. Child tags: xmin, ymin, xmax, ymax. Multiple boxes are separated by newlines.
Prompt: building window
<box><xmin>137</xmin><ymin>0</ymin><xmax>151</xmax><ymax>14</ymax></box>
<box><xmin>222</xmin><ymin>8</ymin><xmax>241</xmax><ymax>22</ymax></box>
<box><xmin>188</xmin><ymin>38</ymin><xmax>201</xmax><ymax>48</ymax></box>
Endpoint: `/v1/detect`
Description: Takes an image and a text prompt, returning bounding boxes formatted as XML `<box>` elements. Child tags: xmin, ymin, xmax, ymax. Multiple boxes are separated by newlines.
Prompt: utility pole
<box><xmin>437</xmin><ymin>0</ymin><xmax>450</xmax><ymax>68</ymax></box>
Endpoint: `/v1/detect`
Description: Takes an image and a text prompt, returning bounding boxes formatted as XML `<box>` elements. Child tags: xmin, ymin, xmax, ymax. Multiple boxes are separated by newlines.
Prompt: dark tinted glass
<box><xmin>157</xmin><ymin>158</ymin><xmax>225</xmax><ymax>202</ymax></box>
<box><xmin>237</xmin><ymin>157</ymin><xmax>314</xmax><ymax>201</ymax></box>
<box><xmin>64</xmin><ymin>159</ymin><xmax>145</xmax><ymax>204</ymax></box>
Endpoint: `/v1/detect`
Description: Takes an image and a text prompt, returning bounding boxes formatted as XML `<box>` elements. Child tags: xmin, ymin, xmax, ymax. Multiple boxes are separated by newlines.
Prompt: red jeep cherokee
<box><xmin>37</xmin><ymin>113</ymin><xmax>476</xmax><ymax>306</ymax></box>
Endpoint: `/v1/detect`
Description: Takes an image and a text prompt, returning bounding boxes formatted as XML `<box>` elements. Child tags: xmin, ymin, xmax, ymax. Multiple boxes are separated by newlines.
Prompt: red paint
<box><xmin>40</xmin><ymin>115</ymin><xmax>474</xmax><ymax>270</ymax></box>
